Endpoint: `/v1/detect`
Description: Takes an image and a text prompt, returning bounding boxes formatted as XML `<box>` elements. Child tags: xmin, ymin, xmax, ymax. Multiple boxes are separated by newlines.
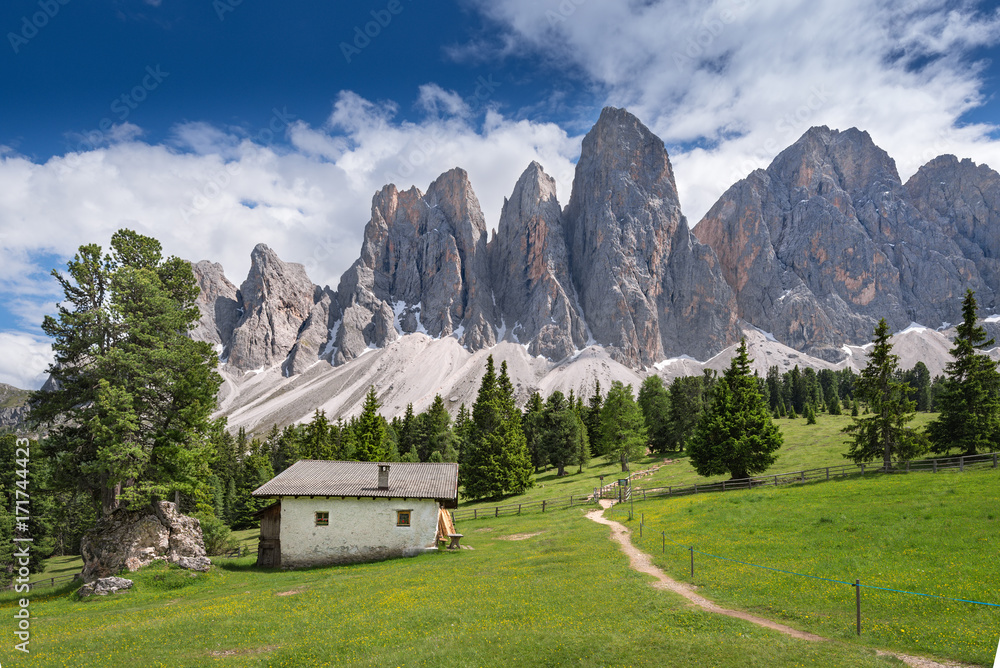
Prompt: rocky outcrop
<box><xmin>0</xmin><ymin>383</ymin><xmax>31</xmax><ymax>432</ymax></box>
<box><xmin>226</xmin><ymin>244</ymin><xmax>340</xmax><ymax>373</ymax></box>
<box><xmin>562</xmin><ymin>107</ymin><xmax>739</xmax><ymax>365</ymax></box>
<box><xmin>331</xmin><ymin>168</ymin><xmax>497</xmax><ymax>364</ymax></box>
<box><xmin>488</xmin><ymin>162</ymin><xmax>588</xmax><ymax>359</ymax></box>
<box><xmin>77</xmin><ymin>576</ymin><xmax>133</xmax><ymax>598</ymax></box>
<box><xmin>695</xmin><ymin>126</ymin><xmax>987</xmax><ymax>357</ymax></box>
<box><xmin>80</xmin><ymin>501</ymin><xmax>210</xmax><ymax>582</ymax></box>
<box><xmin>905</xmin><ymin>155</ymin><xmax>1000</xmax><ymax>312</ymax></box>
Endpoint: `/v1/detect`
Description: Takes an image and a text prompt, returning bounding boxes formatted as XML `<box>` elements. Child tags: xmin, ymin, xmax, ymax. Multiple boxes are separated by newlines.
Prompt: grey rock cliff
<box><xmin>189</xmin><ymin>260</ymin><xmax>240</xmax><ymax>356</ymax></box>
<box><xmin>905</xmin><ymin>154</ymin><xmax>1000</xmax><ymax>312</ymax></box>
<box><xmin>332</xmin><ymin>168</ymin><xmax>497</xmax><ymax>364</ymax></box>
<box><xmin>695</xmin><ymin>126</ymin><xmax>987</xmax><ymax>357</ymax></box>
<box><xmin>488</xmin><ymin>161</ymin><xmax>588</xmax><ymax>359</ymax></box>
<box><xmin>562</xmin><ymin>106</ymin><xmax>739</xmax><ymax>365</ymax></box>
<box><xmin>227</xmin><ymin>244</ymin><xmax>339</xmax><ymax>372</ymax></box>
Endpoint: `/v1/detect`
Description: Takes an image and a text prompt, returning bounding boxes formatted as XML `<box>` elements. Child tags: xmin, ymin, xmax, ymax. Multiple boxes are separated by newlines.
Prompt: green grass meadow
<box><xmin>458</xmin><ymin>412</ymin><xmax>938</xmax><ymax>511</ymax></box>
<box><xmin>3</xmin><ymin>508</ymin><xmax>916</xmax><ymax>668</ymax></box>
<box><xmin>622</xmin><ymin>466</ymin><xmax>1000</xmax><ymax>666</ymax></box>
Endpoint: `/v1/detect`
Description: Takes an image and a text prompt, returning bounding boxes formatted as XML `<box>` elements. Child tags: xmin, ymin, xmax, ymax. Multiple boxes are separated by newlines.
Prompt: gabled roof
<box><xmin>251</xmin><ymin>460</ymin><xmax>459</xmax><ymax>503</ymax></box>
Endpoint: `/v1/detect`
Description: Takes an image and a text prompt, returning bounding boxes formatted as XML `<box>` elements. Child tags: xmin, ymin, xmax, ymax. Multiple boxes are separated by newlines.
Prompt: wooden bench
<box><xmin>447</xmin><ymin>533</ymin><xmax>464</xmax><ymax>549</ymax></box>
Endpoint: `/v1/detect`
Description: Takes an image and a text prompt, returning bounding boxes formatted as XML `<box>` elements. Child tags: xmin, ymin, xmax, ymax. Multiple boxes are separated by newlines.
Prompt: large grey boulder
<box><xmin>488</xmin><ymin>161</ymin><xmax>588</xmax><ymax>360</ymax></box>
<box><xmin>562</xmin><ymin>106</ymin><xmax>739</xmax><ymax>365</ymax></box>
<box><xmin>80</xmin><ymin>501</ymin><xmax>211</xmax><ymax>582</ymax></box>
<box><xmin>78</xmin><ymin>576</ymin><xmax>133</xmax><ymax>598</ymax></box>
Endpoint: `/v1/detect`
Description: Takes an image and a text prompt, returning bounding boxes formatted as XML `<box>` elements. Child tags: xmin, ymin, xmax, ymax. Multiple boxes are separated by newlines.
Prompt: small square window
<box><xmin>396</xmin><ymin>510</ymin><xmax>411</xmax><ymax>527</ymax></box>
<box><xmin>315</xmin><ymin>511</ymin><xmax>329</xmax><ymax>527</ymax></box>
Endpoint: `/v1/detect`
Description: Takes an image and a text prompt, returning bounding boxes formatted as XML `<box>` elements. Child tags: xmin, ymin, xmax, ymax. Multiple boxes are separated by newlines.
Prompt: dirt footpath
<box><xmin>587</xmin><ymin>501</ymin><xmax>974</xmax><ymax>668</ymax></box>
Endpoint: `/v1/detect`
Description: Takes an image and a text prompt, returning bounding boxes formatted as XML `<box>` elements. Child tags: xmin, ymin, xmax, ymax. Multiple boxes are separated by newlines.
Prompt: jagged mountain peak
<box><xmin>773</xmin><ymin>125</ymin><xmax>900</xmax><ymax>196</ymax></box>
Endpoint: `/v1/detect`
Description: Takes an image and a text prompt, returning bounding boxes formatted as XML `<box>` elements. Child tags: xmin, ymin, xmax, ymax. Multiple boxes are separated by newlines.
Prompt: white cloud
<box><xmin>0</xmin><ymin>90</ymin><xmax>580</xmax><ymax>386</ymax></box>
<box><xmin>0</xmin><ymin>332</ymin><xmax>51</xmax><ymax>390</ymax></box>
<box><xmin>463</xmin><ymin>0</ymin><xmax>1000</xmax><ymax>222</ymax></box>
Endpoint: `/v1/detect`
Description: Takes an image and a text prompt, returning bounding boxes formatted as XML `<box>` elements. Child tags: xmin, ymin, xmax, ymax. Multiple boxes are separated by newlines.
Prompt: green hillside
<box><xmin>625</xmin><ymin>467</ymin><xmax>1000</xmax><ymax>666</ymax></box>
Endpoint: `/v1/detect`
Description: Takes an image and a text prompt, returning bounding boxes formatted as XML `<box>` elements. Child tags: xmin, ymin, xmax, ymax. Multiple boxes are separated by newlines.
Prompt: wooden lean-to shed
<box><xmin>251</xmin><ymin>460</ymin><xmax>459</xmax><ymax>568</ymax></box>
<box><xmin>254</xmin><ymin>502</ymin><xmax>282</xmax><ymax>568</ymax></box>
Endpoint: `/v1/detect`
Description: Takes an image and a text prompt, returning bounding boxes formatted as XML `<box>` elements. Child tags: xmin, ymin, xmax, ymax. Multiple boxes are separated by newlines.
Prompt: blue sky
<box><xmin>3</xmin><ymin>0</ymin><xmax>1000</xmax><ymax>388</ymax></box>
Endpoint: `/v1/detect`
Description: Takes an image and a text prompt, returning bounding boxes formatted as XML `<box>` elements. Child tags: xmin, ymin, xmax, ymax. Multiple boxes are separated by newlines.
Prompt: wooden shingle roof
<box><xmin>251</xmin><ymin>460</ymin><xmax>459</xmax><ymax>504</ymax></box>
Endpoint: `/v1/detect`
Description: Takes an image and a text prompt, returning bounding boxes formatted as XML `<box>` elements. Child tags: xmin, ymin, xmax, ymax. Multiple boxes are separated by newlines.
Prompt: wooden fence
<box><xmin>452</xmin><ymin>452</ymin><xmax>998</xmax><ymax>522</ymax></box>
<box><xmin>2</xmin><ymin>572</ymin><xmax>80</xmax><ymax>592</ymax></box>
<box><xmin>603</xmin><ymin>452</ymin><xmax>999</xmax><ymax>503</ymax></box>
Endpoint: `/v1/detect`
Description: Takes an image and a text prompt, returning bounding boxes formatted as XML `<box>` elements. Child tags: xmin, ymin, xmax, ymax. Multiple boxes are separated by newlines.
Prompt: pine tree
<box><xmin>542</xmin><ymin>391</ymin><xmax>586</xmax><ymax>476</ymax></box>
<box><xmin>462</xmin><ymin>356</ymin><xmax>533</xmax><ymax>500</ymax></box>
<box><xmin>583</xmin><ymin>381</ymin><xmax>604</xmax><ymax>455</ymax></box>
<box><xmin>302</xmin><ymin>410</ymin><xmax>334</xmax><ymax>460</ymax></box>
<box><xmin>827</xmin><ymin>394</ymin><xmax>842</xmax><ymax>416</ymax></box>
<box><xmin>600</xmin><ymin>381</ymin><xmax>647</xmax><ymax>472</ymax></box>
<box><xmin>575</xmin><ymin>396</ymin><xmax>590</xmax><ymax>473</ymax></box>
<box><xmin>806</xmin><ymin>404</ymin><xmax>817</xmax><ymax>424</ymax></box>
<box><xmin>927</xmin><ymin>290</ymin><xmax>1000</xmax><ymax>455</ymax></box>
<box><xmin>638</xmin><ymin>375</ymin><xmax>671</xmax><ymax>453</ymax></box>
<box><xmin>354</xmin><ymin>387</ymin><xmax>389</xmax><ymax>462</ymax></box>
<box><xmin>843</xmin><ymin>319</ymin><xmax>924</xmax><ymax>468</ymax></box>
<box><xmin>30</xmin><ymin>230</ymin><xmax>222</xmax><ymax>515</ymax></box>
<box><xmin>666</xmin><ymin>375</ymin><xmax>705</xmax><ymax>450</ymax></box>
<box><xmin>687</xmin><ymin>339</ymin><xmax>782</xmax><ymax>480</ymax></box>
<box><xmin>522</xmin><ymin>391</ymin><xmax>547</xmax><ymax>472</ymax></box>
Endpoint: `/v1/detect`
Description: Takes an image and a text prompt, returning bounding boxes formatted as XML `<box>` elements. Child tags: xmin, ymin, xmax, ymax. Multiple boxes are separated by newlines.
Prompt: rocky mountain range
<box><xmin>181</xmin><ymin>106</ymin><xmax>1000</xmax><ymax>429</ymax></box>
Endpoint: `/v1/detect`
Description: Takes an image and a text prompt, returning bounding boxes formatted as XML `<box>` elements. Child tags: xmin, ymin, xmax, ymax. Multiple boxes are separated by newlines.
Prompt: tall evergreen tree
<box><xmin>687</xmin><ymin>339</ymin><xmax>782</xmax><ymax>480</ymax></box>
<box><xmin>638</xmin><ymin>375</ymin><xmax>672</xmax><ymax>453</ymax></box>
<box><xmin>354</xmin><ymin>387</ymin><xmax>389</xmax><ymax>462</ymax></box>
<box><xmin>600</xmin><ymin>381</ymin><xmax>647</xmax><ymax>472</ymax></box>
<box><xmin>583</xmin><ymin>381</ymin><xmax>604</xmax><ymax>455</ymax></box>
<box><xmin>542</xmin><ymin>391</ymin><xmax>586</xmax><ymax>477</ymax></box>
<box><xmin>462</xmin><ymin>356</ymin><xmax>533</xmax><ymax>499</ymax></box>
<box><xmin>843</xmin><ymin>319</ymin><xmax>924</xmax><ymax>468</ymax></box>
<box><xmin>927</xmin><ymin>290</ymin><xmax>1000</xmax><ymax>455</ymax></box>
<box><xmin>30</xmin><ymin>230</ymin><xmax>221</xmax><ymax>516</ymax></box>
<box><xmin>666</xmin><ymin>375</ymin><xmax>705</xmax><ymax>450</ymax></box>
<box><xmin>522</xmin><ymin>391</ymin><xmax>547</xmax><ymax>472</ymax></box>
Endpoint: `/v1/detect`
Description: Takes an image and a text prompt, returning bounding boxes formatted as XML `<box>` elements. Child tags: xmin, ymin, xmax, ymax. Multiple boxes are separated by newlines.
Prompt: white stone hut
<box><xmin>251</xmin><ymin>460</ymin><xmax>459</xmax><ymax>568</ymax></box>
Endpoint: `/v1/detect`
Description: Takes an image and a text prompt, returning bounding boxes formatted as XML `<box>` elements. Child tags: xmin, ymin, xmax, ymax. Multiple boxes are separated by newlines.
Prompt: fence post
<box><xmin>855</xmin><ymin>579</ymin><xmax>862</xmax><ymax>635</ymax></box>
<box><xmin>474</xmin><ymin>509</ymin><xmax>477</xmax><ymax>520</ymax></box>
<box><xmin>495</xmin><ymin>507</ymin><xmax>499</xmax><ymax>518</ymax></box>
<box><xmin>518</xmin><ymin>504</ymin><xmax>522</xmax><ymax>515</ymax></box>
<box><xmin>570</xmin><ymin>496</ymin><xmax>573</xmax><ymax>507</ymax></box>
<box><xmin>690</xmin><ymin>547</ymin><xmax>694</xmax><ymax>578</ymax></box>
<box><xmin>643</xmin><ymin>489</ymin><xmax>646</xmax><ymax>501</ymax></box>
<box><xmin>933</xmin><ymin>459</ymin><xmax>938</xmax><ymax>473</ymax></box>
<box><xmin>668</xmin><ymin>486</ymin><xmax>672</xmax><ymax>495</ymax></box>
<box><xmin>960</xmin><ymin>456</ymin><xmax>965</xmax><ymax>472</ymax></box>
<box><xmin>994</xmin><ymin>453</ymin><xmax>997</xmax><ymax>469</ymax></box>
<box><xmin>906</xmin><ymin>460</ymin><xmax>910</xmax><ymax>473</ymax></box>
<box><xmin>542</xmin><ymin>500</ymin><xmax>546</xmax><ymax>513</ymax></box>
<box><xmin>861</xmin><ymin>463</ymin><xmax>865</xmax><ymax>475</ymax></box>
<box><xmin>662</xmin><ymin>532</ymin><xmax>665</xmax><ymax>554</ymax></box>
<box><xmin>826</xmin><ymin>467</ymin><xmax>830</xmax><ymax>481</ymax></box>
<box><xmin>722</xmin><ymin>480</ymin><xmax>726</xmax><ymax>491</ymax></box>
<box><xmin>774</xmin><ymin>474</ymin><xmax>778</xmax><ymax>486</ymax></box>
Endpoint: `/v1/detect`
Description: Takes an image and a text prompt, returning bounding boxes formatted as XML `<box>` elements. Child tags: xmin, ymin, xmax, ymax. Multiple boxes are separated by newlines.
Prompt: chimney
<box><xmin>378</xmin><ymin>464</ymin><xmax>390</xmax><ymax>490</ymax></box>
